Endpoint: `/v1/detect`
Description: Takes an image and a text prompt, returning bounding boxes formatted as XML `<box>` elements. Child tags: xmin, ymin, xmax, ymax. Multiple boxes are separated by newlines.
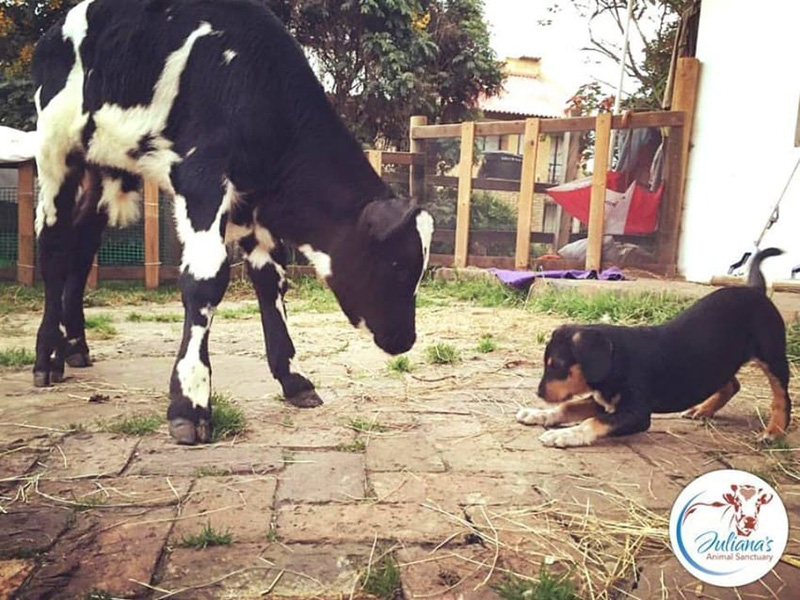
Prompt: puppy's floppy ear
<box><xmin>358</xmin><ymin>198</ymin><xmax>420</xmax><ymax>242</ymax></box>
<box><xmin>571</xmin><ymin>330</ymin><xmax>613</xmax><ymax>383</ymax></box>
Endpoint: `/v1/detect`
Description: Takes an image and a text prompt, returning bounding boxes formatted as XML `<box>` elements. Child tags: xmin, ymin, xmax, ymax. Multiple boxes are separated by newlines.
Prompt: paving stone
<box><xmin>370</xmin><ymin>472</ymin><xmax>539</xmax><ymax>507</ymax></box>
<box><xmin>243</xmin><ymin>417</ymin><xmax>357</xmax><ymax>448</ymax></box>
<box><xmin>277</xmin><ymin>451</ymin><xmax>365</xmax><ymax>503</ymax></box>
<box><xmin>396</xmin><ymin>545</ymin><xmax>501</xmax><ymax>600</ymax></box>
<box><xmin>159</xmin><ymin>542</ymin><xmax>372</xmax><ymax>599</ymax></box>
<box><xmin>18</xmin><ymin>506</ymin><xmax>174</xmax><ymax>599</ymax></box>
<box><xmin>366</xmin><ymin>433</ymin><xmax>445</xmax><ymax>473</ymax></box>
<box><xmin>0</xmin><ymin>446</ymin><xmax>41</xmax><ymax>482</ymax></box>
<box><xmin>171</xmin><ymin>475</ymin><xmax>277</xmax><ymax>544</ymax></box>
<box><xmin>277</xmin><ymin>503</ymin><xmax>466</xmax><ymax>544</ymax></box>
<box><xmin>0</xmin><ymin>559</ymin><xmax>36</xmax><ymax>600</ymax></box>
<box><xmin>628</xmin><ymin>433</ymin><xmax>729</xmax><ymax>487</ymax></box>
<box><xmin>34</xmin><ymin>475</ymin><xmax>193</xmax><ymax>510</ymax></box>
<box><xmin>34</xmin><ymin>433</ymin><xmax>139</xmax><ymax>479</ymax></box>
<box><xmin>127</xmin><ymin>438</ymin><xmax>283</xmax><ymax>476</ymax></box>
<box><xmin>0</xmin><ymin>507</ymin><xmax>72</xmax><ymax>558</ymax></box>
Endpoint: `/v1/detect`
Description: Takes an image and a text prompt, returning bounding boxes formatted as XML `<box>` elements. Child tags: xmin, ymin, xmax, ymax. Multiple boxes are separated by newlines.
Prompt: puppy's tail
<box><xmin>747</xmin><ymin>247</ymin><xmax>783</xmax><ymax>292</ymax></box>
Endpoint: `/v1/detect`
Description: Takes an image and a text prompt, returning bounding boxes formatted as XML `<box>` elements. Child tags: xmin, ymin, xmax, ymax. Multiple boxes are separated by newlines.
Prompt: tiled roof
<box><xmin>479</xmin><ymin>74</ymin><xmax>566</xmax><ymax>118</ymax></box>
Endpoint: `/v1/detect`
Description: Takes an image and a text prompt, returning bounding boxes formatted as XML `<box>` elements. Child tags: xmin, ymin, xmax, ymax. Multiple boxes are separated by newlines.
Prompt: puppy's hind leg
<box><xmin>753</xmin><ymin>358</ymin><xmax>791</xmax><ymax>442</ymax></box>
<box><xmin>682</xmin><ymin>378</ymin><xmax>740</xmax><ymax>419</ymax></box>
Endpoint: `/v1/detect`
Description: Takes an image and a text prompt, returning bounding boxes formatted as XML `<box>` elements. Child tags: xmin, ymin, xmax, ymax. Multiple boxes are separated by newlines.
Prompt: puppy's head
<box><xmin>537</xmin><ymin>327</ymin><xmax>614</xmax><ymax>403</ymax></box>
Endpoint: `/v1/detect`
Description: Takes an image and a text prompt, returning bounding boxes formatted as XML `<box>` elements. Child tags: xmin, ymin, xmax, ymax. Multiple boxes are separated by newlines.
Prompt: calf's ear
<box><xmin>571</xmin><ymin>330</ymin><xmax>613</xmax><ymax>383</ymax></box>
<box><xmin>359</xmin><ymin>198</ymin><xmax>419</xmax><ymax>242</ymax></box>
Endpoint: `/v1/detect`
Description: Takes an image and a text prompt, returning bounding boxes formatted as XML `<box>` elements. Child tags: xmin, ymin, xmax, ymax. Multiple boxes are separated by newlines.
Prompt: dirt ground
<box><xmin>2</xmin><ymin>290</ymin><xmax>800</xmax><ymax>599</ymax></box>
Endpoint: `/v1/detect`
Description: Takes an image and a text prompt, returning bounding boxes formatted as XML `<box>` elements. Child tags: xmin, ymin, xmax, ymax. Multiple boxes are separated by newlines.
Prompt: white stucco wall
<box><xmin>679</xmin><ymin>0</ymin><xmax>800</xmax><ymax>283</ymax></box>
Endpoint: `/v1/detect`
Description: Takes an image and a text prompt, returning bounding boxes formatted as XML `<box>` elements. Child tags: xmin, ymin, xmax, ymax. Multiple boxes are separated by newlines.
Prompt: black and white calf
<box><xmin>32</xmin><ymin>0</ymin><xmax>433</xmax><ymax>444</ymax></box>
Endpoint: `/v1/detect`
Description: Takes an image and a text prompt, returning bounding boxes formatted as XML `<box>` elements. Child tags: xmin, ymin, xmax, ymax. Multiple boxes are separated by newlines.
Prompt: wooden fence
<box><xmin>5</xmin><ymin>58</ymin><xmax>699</xmax><ymax>287</ymax></box>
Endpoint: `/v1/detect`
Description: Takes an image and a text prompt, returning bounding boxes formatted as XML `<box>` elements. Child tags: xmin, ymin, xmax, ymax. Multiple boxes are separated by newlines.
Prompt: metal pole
<box><xmin>609</xmin><ymin>0</ymin><xmax>635</xmax><ymax>159</ymax></box>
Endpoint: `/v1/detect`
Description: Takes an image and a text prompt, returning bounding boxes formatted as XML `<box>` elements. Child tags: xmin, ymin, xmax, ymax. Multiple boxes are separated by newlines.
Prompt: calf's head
<box><xmin>538</xmin><ymin>327</ymin><xmax>613</xmax><ymax>403</ymax></box>
<box><xmin>304</xmin><ymin>198</ymin><xmax>433</xmax><ymax>355</ymax></box>
<box><xmin>724</xmin><ymin>484</ymin><xmax>772</xmax><ymax>537</ymax></box>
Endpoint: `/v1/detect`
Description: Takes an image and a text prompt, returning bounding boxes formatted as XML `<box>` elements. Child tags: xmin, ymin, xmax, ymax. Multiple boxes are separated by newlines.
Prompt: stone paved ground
<box><xmin>2</xmin><ymin>288</ymin><xmax>800</xmax><ymax>599</ymax></box>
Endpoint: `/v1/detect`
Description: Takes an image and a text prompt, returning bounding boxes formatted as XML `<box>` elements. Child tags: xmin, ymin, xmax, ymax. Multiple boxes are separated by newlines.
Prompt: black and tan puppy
<box><xmin>517</xmin><ymin>248</ymin><xmax>791</xmax><ymax>448</ymax></box>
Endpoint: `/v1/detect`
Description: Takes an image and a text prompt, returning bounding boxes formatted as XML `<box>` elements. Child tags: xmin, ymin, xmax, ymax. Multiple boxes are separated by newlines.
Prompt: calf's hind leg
<box><xmin>241</xmin><ymin>226</ymin><xmax>323</xmax><ymax>408</ymax></box>
<box><xmin>682</xmin><ymin>378</ymin><xmax>741</xmax><ymax>419</ymax></box>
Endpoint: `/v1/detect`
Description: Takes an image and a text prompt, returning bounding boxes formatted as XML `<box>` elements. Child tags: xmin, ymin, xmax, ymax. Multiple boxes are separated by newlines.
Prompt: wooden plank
<box><xmin>555</xmin><ymin>123</ymin><xmax>582</xmax><ymax>250</ymax></box>
<box><xmin>17</xmin><ymin>161</ymin><xmax>36</xmax><ymax>286</ymax></box>
<box><xmin>86</xmin><ymin>256</ymin><xmax>98</xmax><ymax>290</ymax></box>
<box><xmin>432</xmin><ymin>228</ymin><xmax>554</xmax><ymax>245</ymax></box>
<box><xmin>515</xmin><ymin>119</ymin><xmax>541</xmax><ymax>269</ymax></box>
<box><xmin>381</xmin><ymin>151</ymin><xmax>425</xmax><ymax>166</ymax></box>
<box><xmin>774</xmin><ymin>281</ymin><xmax>800</xmax><ymax>294</ymax></box>
<box><xmin>143</xmin><ymin>179</ymin><xmax>160</xmax><ymax>289</ymax></box>
<box><xmin>411</xmin><ymin>123</ymin><xmax>462</xmax><ymax>139</ymax></box>
<box><xmin>663</xmin><ymin>57</ymin><xmax>700</xmax><ymax>268</ymax></box>
<box><xmin>655</xmin><ymin>125</ymin><xmax>685</xmax><ymax>265</ymax></box>
<box><xmin>427</xmin><ymin>175</ymin><xmax>555</xmax><ymax>194</ymax></box>
<box><xmin>408</xmin><ymin>115</ymin><xmax>427</xmax><ymax>201</ymax></box>
<box><xmin>586</xmin><ymin>113</ymin><xmax>612</xmax><ymax>270</ymax></box>
<box><xmin>454</xmin><ymin>121</ymin><xmax>475</xmax><ymax>268</ymax></box>
<box><xmin>475</xmin><ymin>120</ymin><xmax>526</xmax><ymax>136</ymax></box>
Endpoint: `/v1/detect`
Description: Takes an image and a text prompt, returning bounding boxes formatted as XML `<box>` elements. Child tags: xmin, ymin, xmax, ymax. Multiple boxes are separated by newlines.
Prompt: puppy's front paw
<box><xmin>681</xmin><ymin>405</ymin><xmax>715</xmax><ymax>420</ymax></box>
<box><xmin>539</xmin><ymin>422</ymin><xmax>597</xmax><ymax>448</ymax></box>
<box><xmin>516</xmin><ymin>407</ymin><xmax>554</xmax><ymax>427</ymax></box>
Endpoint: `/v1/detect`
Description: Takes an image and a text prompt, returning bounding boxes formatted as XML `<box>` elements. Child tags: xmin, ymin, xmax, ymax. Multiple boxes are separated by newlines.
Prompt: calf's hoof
<box><xmin>169</xmin><ymin>418</ymin><xmax>212</xmax><ymax>445</ymax></box>
<box><xmin>33</xmin><ymin>371</ymin><xmax>50</xmax><ymax>387</ymax></box>
<box><xmin>286</xmin><ymin>388</ymin><xmax>324</xmax><ymax>408</ymax></box>
<box><xmin>50</xmin><ymin>369</ymin><xmax>65</xmax><ymax>384</ymax></box>
<box><xmin>66</xmin><ymin>352</ymin><xmax>92</xmax><ymax>368</ymax></box>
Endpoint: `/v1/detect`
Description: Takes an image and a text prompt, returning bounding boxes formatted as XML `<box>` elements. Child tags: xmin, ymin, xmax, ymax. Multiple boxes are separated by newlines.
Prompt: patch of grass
<box><xmin>285</xmin><ymin>275</ymin><xmax>339</xmax><ymax>313</ymax></box>
<box><xmin>768</xmin><ymin>437</ymin><xmax>792</xmax><ymax>451</ymax></box>
<box><xmin>194</xmin><ymin>466</ymin><xmax>230</xmax><ymax>477</ymax></box>
<box><xmin>211</xmin><ymin>392</ymin><xmax>246</xmax><ymax>442</ymax></box>
<box><xmin>84</xmin><ymin>314</ymin><xmax>118</xmax><ymax>339</ymax></box>
<box><xmin>494</xmin><ymin>569</ymin><xmax>578</xmax><ymax>600</ymax></box>
<box><xmin>526</xmin><ymin>288</ymin><xmax>695</xmax><ymax>325</ymax></box>
<box><xmin>535</xmin><ymin>331</ymin><xmax>548</xmax><ymax>344</ymax></box>
<box><xmin>85</xmin><ymin>591</ymin><xmax>114</xmax><ymax>600</ymax></box>
<box><xmin>427</xmin><ymin>342</ymin><xmax>461</xmax><ymax>365</ymax></box>
<box><xmin>335</xmin><ymin>439</ymin><xmax>366</xmax><ymax>453</ymax></box>
<box><xmin>786</xmin><ymin>321</ymin><xmax>800</xmax><ymax>364</ymax></box>
<box><xmin>348</xmin><ymin>417</ymin><xmax>387</xmax><ymax>434</ymax></box>
<box><xmin>418</xmin><ymin>277</ymin><xmax>523</xmax><ymax>309</ymax></box>
<box><xmin>0</xmin><ymin>283</ymin><xmax>45</xmax><ymax>316</ymax></box>
<box><xmin>178</xmin><ymin>522</ymin><xmax>233</xmax><ymax>549</ymax></box>
<box><xmin>105</xmin><ymin>413</ymin><xmax>163</xmax><ymax>436</ymax></box>
<box><xmin>216</xmin><ymin>303</ymin><xmax>261</xmax><ymax>319</ymax></box>
<box><xmin>360</xmin><ymin>553</ymin><xmax>402</xmax><ymax>599</ymax></box>
<box><xmin>387</xmin><ymin>355</ymin><xmax>412</xmax><ymax>373</ymax></box>
<box><xmin>0</xmin><ymin>347</ymin><xmax>35</xmax><ymax>367</ymax></box>
<box><xmin>67</xmin><ymin>422</ymin><xmax>87</xmax><ymax>433</ymax></box>
<box><xmin>83</xmin><ymin>282</ymin><xmax>180</xmax><ymax>307</ymax></box>
<box><xmin>127</xmin><ymin>311</ymin><xmax>182</xmax><ymax>323</ymax></box>
<box><xmin>267</xmin><ymin>524</ymin><xmax>279</xmax><ymax>542</ymax></box>
<box><xmin>74</xmin><ymin>494</ymin><xmax>107</xmax><ymax>512</ymax></box>
<box><xmin>476</xmin><ymin>335</ymin><xmax>496</xmax><ymax>353</ymax></box>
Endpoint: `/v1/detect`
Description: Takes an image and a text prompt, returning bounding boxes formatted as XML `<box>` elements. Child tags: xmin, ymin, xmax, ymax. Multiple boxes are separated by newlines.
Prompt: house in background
<box><xmin>679</xmin><ymin>0</ymin><xmax>799</xmax><ymax>284</ymax></box>
<box><xmin>476</xmin><ymin>56</ymin><xmax>570</xmax><ymax>233</ymax></box>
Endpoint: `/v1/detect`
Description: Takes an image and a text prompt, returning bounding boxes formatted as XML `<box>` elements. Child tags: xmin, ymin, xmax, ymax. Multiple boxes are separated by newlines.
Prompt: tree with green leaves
<box><xmin>0</xmin><ymin>0</ymin><xmax>80</xmax><ymax>129</ymax></box>
<box><xmin>266</xmin><ymin>0</ymin><xmax>503</xmax><ymax>147</ymax></box>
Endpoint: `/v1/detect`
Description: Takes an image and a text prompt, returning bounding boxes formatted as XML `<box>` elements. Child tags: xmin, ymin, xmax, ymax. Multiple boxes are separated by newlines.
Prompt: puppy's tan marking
<box><xmin>682</xmin><ymin>378</ymin><xmax>740</xmax><ymax>419</ymax></box>
<box><xmin>542</xmin><ymin>364</ymin><xmax>591</xmax><ymax>403</ymax></box>
<box><xmin>539</xmin><ymin>417</ymin><xmax>612</xmax><ymax>448</ymax></box>
<box><xmin>753</xmin><ymin>360</ymin><xmax>790</xmax><ymax>440</ymax></box>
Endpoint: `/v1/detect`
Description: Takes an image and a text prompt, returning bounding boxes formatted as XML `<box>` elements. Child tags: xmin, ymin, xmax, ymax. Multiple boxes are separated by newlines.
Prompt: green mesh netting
<box><xmin>0</xmin><ymin>187</ymin><xmax>17</xmax><ymax>268</ymax></box>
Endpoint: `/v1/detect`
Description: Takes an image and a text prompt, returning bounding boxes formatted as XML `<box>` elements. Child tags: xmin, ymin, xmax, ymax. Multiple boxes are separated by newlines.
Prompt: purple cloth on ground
<box><xmin>488</xmin><ymin>267</ymin><xmax>626</xmax><ymax>289</ymax></box>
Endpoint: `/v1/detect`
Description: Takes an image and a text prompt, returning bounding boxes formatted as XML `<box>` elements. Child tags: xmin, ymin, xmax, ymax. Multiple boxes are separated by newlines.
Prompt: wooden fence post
<box><xmin>143</xmin><ymin>180</ymin><xmax>160</xmax><ymax>289</ymax></box>
<box><xmin>555</xmin><ymin>114</ymin><xmax>582</xmax><ymax>250</ymax></box>
<box><xmin>515</xmin><ymin>118</ymin><xmax>541</xmax><ymax>269</ymax></box>
<box><xmin>656</xmin><ymin>57</ymin><xmax>700</xmax><ymax>269</ymax></box>
<box><xmin>17</xmin><ymin>161</ymin><xmax>35</xmax><ymax>286</ymax></box>
<box><xmin>367</xmin><ymin>150</ymin><xmax>382</xmax><ymax>176</ymax></box>
<box><xmin>586</xmin><ymin>112</ymin><xmax>612</xmax><ymax>271</ymax></box>
<box><xmin>408</xmin><ymin>115</ymin><xmax>427</xmax><ymax>202</ymax></box>
<box><xmin>454</xmin><ymin>121</ymin><xmax>475</xmax><ymax>268</ymax></box>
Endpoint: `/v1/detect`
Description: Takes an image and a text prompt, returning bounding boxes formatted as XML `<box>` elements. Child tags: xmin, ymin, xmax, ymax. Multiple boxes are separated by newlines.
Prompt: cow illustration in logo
<box><xmin>682</xmin><ymin>484</ymin><xmax>773</xmax><ymax>537</ymax></box>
